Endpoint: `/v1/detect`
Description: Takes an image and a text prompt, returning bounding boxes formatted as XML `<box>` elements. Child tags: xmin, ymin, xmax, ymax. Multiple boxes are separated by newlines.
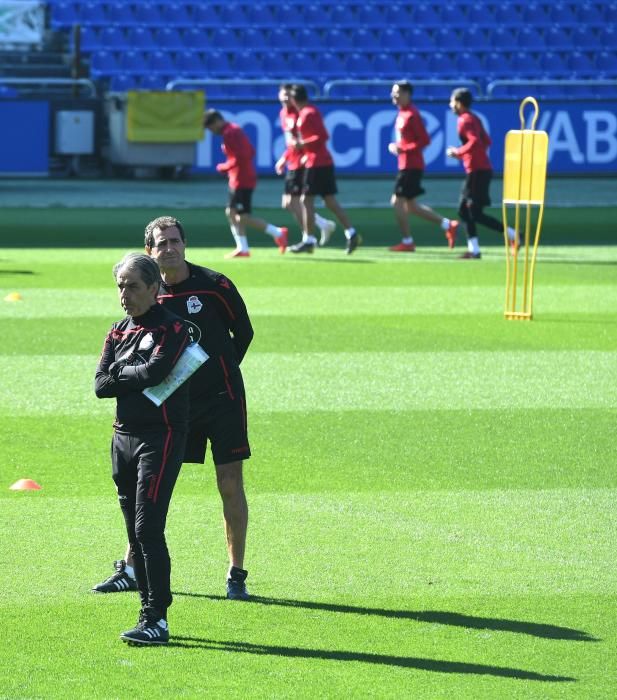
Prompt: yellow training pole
<box><xmin>502</xmin><ymin>97</ymin><xmax>549</xmax><ymax>320</ymax></box>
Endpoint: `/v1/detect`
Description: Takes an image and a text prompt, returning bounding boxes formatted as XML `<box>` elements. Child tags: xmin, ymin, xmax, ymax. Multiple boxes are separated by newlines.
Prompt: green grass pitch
<box><xmin>0</xmin><ymin>205</ymin><xmax>616</xmax><ymax>698</ymax></box>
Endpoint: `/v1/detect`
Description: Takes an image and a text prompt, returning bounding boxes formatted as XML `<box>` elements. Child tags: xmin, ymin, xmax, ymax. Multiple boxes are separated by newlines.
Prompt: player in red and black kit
<box><xmin>93</xmin><ymin>218</ymin><xmax>255</xmax><ymax>602</ymax></box>
<box><xmin>95</xmin><ymin>253</ymin><xmax>191</xmax><ymax>645</ymax></box>
<box><xmin>274</xmin><ymin>83</ymin><xmax>336</xmax><ymax>245</ymax></box>
<box><xmin>447</xmin><ymin>87</ymin><xmax>516</xmax><ymax>259</ymax></box>
<box><xmin>388</xmin><ymin>81</ymin><xmax>459</xmax><ymax>253</ymax></box>
<box><xmin>287</xmin><ymin>83</ymin><xmax>361</xmax><ymax>255</ymax></box>
<box><xmin>204</xmin><ymin>109</ymin><xmax>288</xmax><ymax>258</ymax></box>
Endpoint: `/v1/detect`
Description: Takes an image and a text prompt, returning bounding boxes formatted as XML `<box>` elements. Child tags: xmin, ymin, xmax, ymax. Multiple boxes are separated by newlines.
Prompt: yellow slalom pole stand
<box><xmin>502</xmin><ymin>97</ymin><xmax>549</xmax><ymax>320</ymax></box>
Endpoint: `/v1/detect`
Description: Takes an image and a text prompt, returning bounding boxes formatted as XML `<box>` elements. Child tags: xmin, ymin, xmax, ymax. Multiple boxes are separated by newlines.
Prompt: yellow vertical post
<box><xmin>502</xmin><ymin>97</ymin><xmax>549</xmax><ymax>320</ymax></box>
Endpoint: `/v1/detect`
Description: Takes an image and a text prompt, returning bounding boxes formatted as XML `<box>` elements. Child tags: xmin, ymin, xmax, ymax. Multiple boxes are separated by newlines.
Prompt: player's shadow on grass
<box><xmin>0</xmin><ymin>269</ymin><xmax>35</xmax><ymax>275</ymax></box>
<box><xmin>174</xmin><ymin>592</ymin><xmax>598</xmax><ymax>642</ymax></box>
<box><xmin>168</xmin><ymin>636</ymin><xmax>575</xmax><ymax>682</ymax></box>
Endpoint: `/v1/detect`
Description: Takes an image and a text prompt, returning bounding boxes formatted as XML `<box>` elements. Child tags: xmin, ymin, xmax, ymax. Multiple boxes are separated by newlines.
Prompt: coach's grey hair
<box><xmin>113</xmin><ymin>253</ymin><xmax>161</xmax><ymax>287</ymax></box>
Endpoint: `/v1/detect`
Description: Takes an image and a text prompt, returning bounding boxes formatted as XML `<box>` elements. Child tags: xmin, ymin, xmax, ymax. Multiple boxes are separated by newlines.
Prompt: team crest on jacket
<box><xmin>186</xmin><ymin>295</ymin><xmax>203</xmax><ymax>314</ymax></box>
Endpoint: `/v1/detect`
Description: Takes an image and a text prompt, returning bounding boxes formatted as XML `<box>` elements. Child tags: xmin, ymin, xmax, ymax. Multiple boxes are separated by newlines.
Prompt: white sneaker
<box><xmin>319</xmin><ymin>219</ymin><xmax>336</xmax><ymax>247</ymax></box>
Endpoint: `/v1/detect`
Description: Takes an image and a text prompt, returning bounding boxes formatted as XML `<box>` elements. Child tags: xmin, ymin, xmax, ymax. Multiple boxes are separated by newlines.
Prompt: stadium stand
<box><xmin>38</xmin><ymin>0</ymin><xmax>617</xmax><ymax>100</ymax></box>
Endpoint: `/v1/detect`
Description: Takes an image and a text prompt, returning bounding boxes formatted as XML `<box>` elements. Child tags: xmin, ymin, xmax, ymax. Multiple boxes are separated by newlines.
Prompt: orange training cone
<box><xmin>4</xmin><ymin>292</ymin><xmax>22</xmax><ymax>302</ymax></box>
<box><xmin>9</xmin><ymin>478</ymin><xmax>42</xmax><ymax>491</ymax></box>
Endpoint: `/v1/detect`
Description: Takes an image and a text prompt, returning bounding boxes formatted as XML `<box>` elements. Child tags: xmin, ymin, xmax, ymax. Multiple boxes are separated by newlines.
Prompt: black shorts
<box><xmin>460</xmin><ymin>170</ymin><xmax>493</xmax><ymax>208</ymax></box>
<box><xmin>393</xmin><ymin>169</ymin><xmax>426</xmax><ymax>200</ymax></box>
<box><xmin>303</xmin><ymin>165</ymin><xmax>338</xmax><ymax>197</ymax></box>
<box><xmin>284</xmin><ymin>168</ymin><xmax>304</xmax><ymax>196</ymax></box>
<box><xmin>184</xmin><ymin>374</ymin><xmax>251</xmax><ymax>466</ymax></box>
<box><xmin>228</xmin><ymin>188</ymin><xmax>253</xmax><ymax>214</ymax></box>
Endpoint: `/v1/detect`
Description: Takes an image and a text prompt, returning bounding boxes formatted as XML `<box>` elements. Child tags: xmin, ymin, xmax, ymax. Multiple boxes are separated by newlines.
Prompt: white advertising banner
<box><xmin>0</xmin><ymin>1</ymin><xmax>44</xmax><ymax>44</ymax></box>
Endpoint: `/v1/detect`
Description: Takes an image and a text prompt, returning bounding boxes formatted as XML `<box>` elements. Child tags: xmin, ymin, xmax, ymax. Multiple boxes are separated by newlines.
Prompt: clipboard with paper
<box><xmin>142</xmin><ymin>343</ymin><xmax>209</xmax><ymax>407</ymax></box>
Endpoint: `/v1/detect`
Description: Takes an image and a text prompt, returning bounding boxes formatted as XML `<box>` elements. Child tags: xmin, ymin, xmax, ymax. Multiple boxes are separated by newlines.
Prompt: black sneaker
<box><xmin>345</xmin><ymin>233</ymin><xmax>362</xmax><ymax>255</ymax></box>
<box><xmin>288</xmin><ymin>241</ymin><xmax>315</xmax><ymax>254</ymax></box>
<box><xmin>226</xmin><ymin>568</ymin><xmax>249</xmax><ymax>601</ymax></box>
<box><xmin>120</xmin><ymin>613</ymin><xmax>169</xmax><ymax>645</ymax></box>
<box><xmin>92</xmin><ymin>560</ymin><xmax>137</xmax><ymax>593</ymax></box>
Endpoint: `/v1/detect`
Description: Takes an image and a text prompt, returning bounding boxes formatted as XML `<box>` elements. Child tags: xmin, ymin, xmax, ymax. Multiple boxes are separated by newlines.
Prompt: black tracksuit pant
<box><xmin>112</xmin><ymin>428</ymin><xmax>186</xmax><ymax>620</ymax></box>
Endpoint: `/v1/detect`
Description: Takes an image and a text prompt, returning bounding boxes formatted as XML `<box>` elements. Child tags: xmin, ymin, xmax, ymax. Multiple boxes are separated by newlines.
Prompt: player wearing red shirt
<box><xmin>447</xmin><ymin>88</ymin><xmax>515</xmax><ymax>259</ymax></box>
<box><xmin>388</xmin><ymin>81</ymin><xmax>459</xmax><ymax>253</ymax></box>
<box><xmin>274</xmin><ymin>84</ymin><xmax>335</xmax><ymax>245</ymax></box>
<box><xmin>286</xmin><ymin>84</ymin><xmax>361</xmax><ymax>255</ymax></box>
<box><xmin>204</xmin><ymin>109</ymin><xmax>288</xmax><ymax>258</ymax></box>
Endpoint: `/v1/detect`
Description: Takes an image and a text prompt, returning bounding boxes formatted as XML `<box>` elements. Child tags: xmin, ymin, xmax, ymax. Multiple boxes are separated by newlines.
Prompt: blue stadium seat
<box><xmin>398</xmin><ymin>52</ymin><xmax>430</xmax><ymax>76</ymax></box>
<box><xmin>468</xmin><ymin>3</ymin><xmax>496</xmax><ymax>26</ymax></box>
<box><xmin>317</xmin><ymin>51</ymin><xmax>346</xmax><ymax>77</ymax></box>
<box><xmin>577</xmin><ymin>2</ymin><xmax>604</xmax><ymax>23</ymax></box>
<box><xmin>175</xmin><ymin>51</ymin><xmax>207</xmax><ymax>77</ymax></box>
<box><xmin>183</xmin><ymin>27</ymin><xmax>206</xmax><ymax>50</ymax></box>
<box><xmin>192</xmin><ymin>4</ymin><xmax>220</xmax><ymax>27</ymax></box>
<box><xmin>127</xmin><ymin>27</ymin><xmax>157</xmax><ymax>51</ymax></box>
<box><xmin>540</xmin><ymin>51</ymin><xmax>569</xmax><ymax>77</ymax></box>
<box><xmin>352</xmin><ymin>28</ymin><xmax>380</xmax><ymax>50</ymax></box>
<box><xmin>262</xmin><ymin>51</ymin><xmax>288</xmax><ymax>77</ymax></box>
<box><xmin>605</xmin><ymin>2</ymin><xmax>617</xmax><ymax>23</ymax></box>
<box><xmin>570</xmin><ymin>27</ymin><xmax>598</xmax><ymax>49</ymax></box>
<box><xmin>329</xmin><ymin>5</ymin><xmax>351</xmax><ymax>26</ymax></box>
<box><xmin>490</xmin><ymin>27</ymin><xmax>519</xmax><ymax>50</ymax></box>
<box><xmin>441</xmin><ymin>5</ymin><xmax>465</xmax><ymax>27</ymax></box>
<box><xmin>209</xmin><ymin>27</ymin><xmax>235</xmax><ymax>49</ymax></box>
<box><xmin>322</xmin><ymin>28</ymin><xmax>353</xmax><ymax>50</ymax></box>
<box><xmin>433</xmin><ymin>27</ymin><xmax>460</xmax><ymax>50</ymax></box>
<box><xmin>522</xmin><ymin>2</ymin><xmax>551</xmax><ymax>26</ymax></box>
<box><xmin>290</xmin><ymin>51</ymin><xmax>319</xmax><ymax>77</ymax></box>
<box><xmin>544</xmin><ymin>26</ymin><xmax>570</xmax><ymax>50</ymax></box>
<box><xmin>234</xmin><ymin>51</ymin><xmax>265</xmax><ymax>77</ymax></box>
<box><xmin>510</xmin><ymin>51</ymin><xmax>541</xmax><ymax>77</ymax></box>
<box><xmin>99</xmin><ymin>26</ymin><xmax>128</xmax><ymax>50</ymax></box>
<box><xmin>567</xmin><ymin>51</ymin><xmax>597</xmax><ymax>77</ymax></box>
<box><xmin>107</xmin><ymin>3</ymin><xmax>136</xmax><ymax>26</ymax></box>
<box><xmin>597</xmin><ymin>51</ymin><xmax>617</xmax><ymax>76</ymax></box>
<box><xmin>518</xmin><ymin>27</ymin><xmax>546</xmax><ymax>50</ymax></box>
<box><xmin>404</xmin><ymin>27</ymin><xmax>435</xmax><ymax>50</ymax></box>
<box><xmin>455</xmin><ymin>52</ymin><xmax>484</xmax><ymax>78</ymax></box>
<box><xmin>50</xmin><ymin>2</ymin><xmax>80</xmax><ymax>29</ymax></box>
<box><xmin>81</xmin><ymin>2</ymin><xmax>107</xmax><ymax>25</ymax></box>
<box><xmin>119</xmin><ymin>50</ymin><xmax>149</xmax><ymax>76</ymax></box>
<box><xmin>413</xmin><ymin>3</ymin><xmax>441</xmax><ymax>26</ymax></box>
<box><xmin>356</xmin><ymin>4</ymin><xmax>386</xmax><ymax>26</ymax></box>
<box><xmin>466</xmin><ymin>27</ymin><xmax>491</xmax><ymax>50</ymax></box>
<box><xmin>109</xmin><ymin>73</ymin><xmax>139</xmax><ymax>92</ymax></box>
<box><xmin>218</xmin><ymin>3</ymin><xmax>249</xmax><ymax>26</ymax></box>
<box><xmin>139</xmin><ymin>74</ymin><xmax>167</xmax><ymax>91</ymax></box>
<box><xmin>598</xmin><ymin>26</ymin><xmax>617</xmax><ymax>49</ymax></box>
<box><xmin>155</xmin><ymin>27</ymin><xmax>186</xmax><ymax>51</ymax></box>
<box><xmin>134</xmin><ymin>3</ymin><xmax>165</xmax><ymax>27</ymax></box>
<box><xmin>494</xmin><ymin>4</ymin><xmax>523</xmax><ymax>25</ymax></box>
<box><xmin>246</xmin><ymin>4</ymin><xmax>277</xmax><ymax>26</ymax></box>
<box><xmin>161</xmin><ymin>2</ymin><xmax>193</xmax><ymax>28</ymax></box>
<box><xmin>384</xmin><ymin>4</ymin><xmax>414</xmax><ymax>25</ymax></box>
<box><xmin>484</xmin><ymin>51</ymin><xmax>513</xmax><ymax>77</ymax></box>
<box><xmin>267</xmin><ymin>27</ymin><xmax>296</xmax><ymax>50</ymax></box>
<box><xmin>372</xmin><ymin>52</ymin><xmax>399</xmax><ymax>77</ymax></box>
<box><xmin>345</xmin><ymin>52</ymin><xmax>372</xmax><ymax>77</ymax></box>
<box><xmin>89</xmin><ymin>50</ymin><xmax>120</xmax><ymax>77</ymax></box>
<box><xmin>148</xmin><ymin>51</ymin><xmax>175</xmax><ymax>75</ymax></box>
<box><xmin>75</xmin><ymin>26</ymin><xmax>100</xmax><ymax>52</ymax></box>
<box><xmin>549</xmin><ymin>2</ymin><xmax>578</xmax><ymax>25</ymax></box>
<box><xmin>242</xmin><ymin>27</ymin><xmax>268</xmax><ymax>49</ymax></box>
<box><xmin>427</xmin><ymin>51</ymin><xmax>453</xmax><ymax>77</ymax></box>
<box><xmin>275</xmin><ymin>4</ymin><xmax>299</xmax><ymax>27</ymax></box>
<box><xmin>379</xmin><ymin>27</ymin><xmax>407</xmax><ymax>52</ymax></box>
<box><xmin>296</xmin><ymin>27</ymin><xmax>324</xmax><ymax>49</ymax></box>
<box><xmin>205</xmin><ymin>51</ymin><xmax>235</xmax><ymax>77</ymax></box>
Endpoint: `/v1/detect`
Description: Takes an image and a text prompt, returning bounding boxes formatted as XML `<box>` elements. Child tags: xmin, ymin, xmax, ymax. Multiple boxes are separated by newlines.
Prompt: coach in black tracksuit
<box><xmin>95</xmin><ymin>253</ymin><xmax>190</xmax><ymax>644</ymax></box>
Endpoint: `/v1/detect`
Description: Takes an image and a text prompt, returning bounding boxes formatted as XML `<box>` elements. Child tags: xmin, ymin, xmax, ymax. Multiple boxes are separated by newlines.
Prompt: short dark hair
<box><xmin>394</xmin><ymin>81</ymin><xmax>413</xmax><ymax>96</ymax></box>
<box><xmin>451</xmin><ymin>87</ymin><xmax>473</xmax><ymax>107</ymax></box>
<box><xmin>113</xmin><ymin>253</ymin><xmax>161</xmax><ymax>287</ymax></box>
<box><xmin>290</xmin><ymin>84</ymin><xmax>308</xmax><ymax>103</ymax></box>
<box><xmin>279</xmin><ymin>82</ymin><xmax>294</xmax><ymax>91</ymax></box>
<box><xmin>144</xmin><ymin>216</ymin><xmax>186</xmax><ymax>249</ymax></box>
<box><xmin>204</xmin><ymin>109</ymin><xmax>223</xmax><ymax>127</ymax></box>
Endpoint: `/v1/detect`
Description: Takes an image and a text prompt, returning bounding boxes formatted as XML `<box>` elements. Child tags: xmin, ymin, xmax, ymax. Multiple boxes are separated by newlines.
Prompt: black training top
<box><xmin>156</xmin><ymin>261</ymin><xmax>254</xmax><ymax>399</ymax></box>
<box><xmin>95</xmin><ymin>303</ymin><xmax>191</xmax><ymax>432</ymax></box>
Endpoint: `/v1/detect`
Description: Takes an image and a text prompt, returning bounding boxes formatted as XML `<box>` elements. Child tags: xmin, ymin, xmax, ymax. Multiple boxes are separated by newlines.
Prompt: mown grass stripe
<box><xmin>1</xmin><ymin>351</ymin><xmax>615</xmax><ymax>415</ymax></box>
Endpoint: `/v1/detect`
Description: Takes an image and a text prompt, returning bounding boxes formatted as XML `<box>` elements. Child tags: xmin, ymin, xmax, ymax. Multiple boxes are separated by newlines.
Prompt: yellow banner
<box><xmin>126</xmin><ymin>91</ymin><xmax>205</xmax><ymax>143</ymax></box>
